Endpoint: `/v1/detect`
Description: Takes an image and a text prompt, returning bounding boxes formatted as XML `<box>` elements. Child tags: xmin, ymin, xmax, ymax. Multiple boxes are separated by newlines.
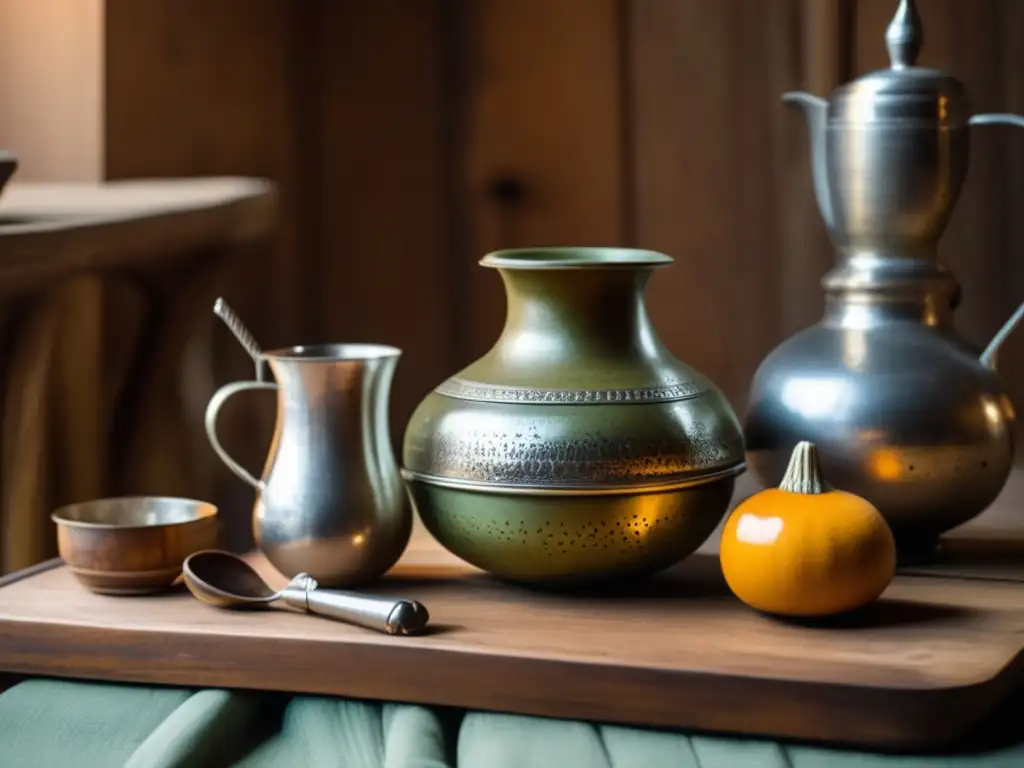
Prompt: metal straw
<box><xmin>213</xmin><ymin>297</ymin><xmax>264</xmax><ymax>381</ymax></box>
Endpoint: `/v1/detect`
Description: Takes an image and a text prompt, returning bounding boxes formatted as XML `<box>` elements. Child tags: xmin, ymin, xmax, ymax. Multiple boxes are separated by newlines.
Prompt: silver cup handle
<box><xmin>969</xmin><ymin>113</ymin><xmax>1024</xmax><ymax>371</ymax></box>
<box><xmin>278</xmin><ymin>574</ymin><xmax>429</xmax><ymax>636</ymax></box>
<box><xmin>969</xmin><ymin>113</ymin><xmax>1024</xmax><ymax>129</ymax></box>
<box><xmin>204</xmin><ymin>380</ymin><xmax>278</xmax><ymax>490</ymax></box>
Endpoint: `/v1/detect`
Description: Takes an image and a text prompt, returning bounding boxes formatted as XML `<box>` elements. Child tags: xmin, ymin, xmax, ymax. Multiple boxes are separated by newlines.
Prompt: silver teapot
<box><xmin>744</xmin><ymin>0</ymin><xmax>1024</xmax><ymax>558</ymax></box>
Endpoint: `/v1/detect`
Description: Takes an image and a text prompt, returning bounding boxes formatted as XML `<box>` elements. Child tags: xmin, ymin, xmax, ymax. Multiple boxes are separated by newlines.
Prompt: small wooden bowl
<box><xmin>52</xmin><ymin>496</ymin><xmax>220</xmax><ymax>595</ymax></box>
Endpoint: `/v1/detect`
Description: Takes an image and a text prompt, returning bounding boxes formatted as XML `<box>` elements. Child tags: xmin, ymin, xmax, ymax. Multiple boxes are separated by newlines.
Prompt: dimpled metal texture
<box><xmin>404</xmin><ymin>478</ymin><xmax>735</xmax><ymax>583</ymax></box>
<box><xmin>408</xmin><ymin>396</ymin><xmax>741</xmax><ymax>489</ymax></box>
<box><xmin>402</xmin><ymin>247</ymin><xmax>746</xmax><ymax>584</ymax></box>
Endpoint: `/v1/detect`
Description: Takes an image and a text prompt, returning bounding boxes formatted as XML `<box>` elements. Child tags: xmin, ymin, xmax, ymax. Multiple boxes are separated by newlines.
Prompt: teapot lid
<box><xmin>829</xmin><ymin>0</ymin><xmax>969</xmax><ymax>127</ymax></box>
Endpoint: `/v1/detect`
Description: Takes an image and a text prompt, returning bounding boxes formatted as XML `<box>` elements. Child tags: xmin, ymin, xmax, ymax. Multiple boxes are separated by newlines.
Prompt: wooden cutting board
<box><xmin>1</xmin><ymin>533</ymin><xmax>1024</xmax><ymax>751</ymax></box>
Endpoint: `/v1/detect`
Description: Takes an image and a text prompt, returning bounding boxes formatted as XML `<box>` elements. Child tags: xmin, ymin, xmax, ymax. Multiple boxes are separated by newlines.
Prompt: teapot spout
<box><xmin>783</xmin><ymin>92</ymin><xmax>833</xmax><ymax>231</ymax></box>
<box><xmin>981</xmin><ymin>300</ymin><xmax>1024</xmax><ymax>372</ymax></box>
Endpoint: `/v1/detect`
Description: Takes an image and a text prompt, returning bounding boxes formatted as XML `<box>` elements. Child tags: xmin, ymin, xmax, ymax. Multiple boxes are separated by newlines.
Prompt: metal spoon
<box><xmin>182</xmin><ymin>550</ymin><xmax>429</xmax><ymax>636</ymax></box>
<box><xmin>213</xmin><ymin>297</ymin><xmax>265</xmax><ymax>382</ymax></box>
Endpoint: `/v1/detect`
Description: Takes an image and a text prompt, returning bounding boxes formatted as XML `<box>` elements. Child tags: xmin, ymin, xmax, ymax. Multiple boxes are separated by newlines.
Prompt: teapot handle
<box><xmin>204</xmin><ymin>381</ymin><xmax>279</xmax><ymax>489</ymax></box>
<box><xmin>970</xmin><ymin>113</ymin><xmax>1024</xmax><ymax>370</ymax></box>
<box><xmin>969</xmin><ymin>113</ymin><xmax>1024</xmax><ymax>129</ymax></box>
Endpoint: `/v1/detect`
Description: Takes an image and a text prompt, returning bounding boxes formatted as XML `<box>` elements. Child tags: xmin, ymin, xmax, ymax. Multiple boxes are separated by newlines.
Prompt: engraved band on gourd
<box><xmin>434</xmin><ymin>377</ymin><xmax>706</xmax><ymax>404</ymax></box>
<box><xmin>399</xmin><ymin>463</ymin><xmax>747</xmax><ymax>496</ymax></box>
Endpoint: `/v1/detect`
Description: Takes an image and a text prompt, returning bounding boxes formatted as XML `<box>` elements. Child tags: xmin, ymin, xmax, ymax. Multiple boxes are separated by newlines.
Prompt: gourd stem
<box><xmin>778</xmin><ymin>441</ymin><xmax>827</xmax><ymax>494</ymax></box>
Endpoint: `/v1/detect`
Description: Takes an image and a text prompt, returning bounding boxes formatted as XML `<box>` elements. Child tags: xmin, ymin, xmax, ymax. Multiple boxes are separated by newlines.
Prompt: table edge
<box><xmin>0</xmin><ymin>617</ymin><xmax>1013</xmax><ymax>752</ymax></box>
<box><xmin>0</xmin><ymin>558</ymin><xmax>61</xmax><ymax>589</ymax></box>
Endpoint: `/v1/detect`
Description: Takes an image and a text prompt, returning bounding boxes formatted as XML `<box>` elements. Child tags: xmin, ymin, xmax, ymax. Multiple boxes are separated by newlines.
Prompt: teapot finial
<box><xmin>886</xmin><ymin>0</ymin><xmax>922</xmax><ymax>69</ymax></box>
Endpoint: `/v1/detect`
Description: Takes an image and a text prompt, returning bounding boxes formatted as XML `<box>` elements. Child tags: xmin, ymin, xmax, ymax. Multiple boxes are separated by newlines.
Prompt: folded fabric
<box><xmin>2</xmin><ymin>679</ymin><xmax>1023</xmax><ymax>767</ymax></box>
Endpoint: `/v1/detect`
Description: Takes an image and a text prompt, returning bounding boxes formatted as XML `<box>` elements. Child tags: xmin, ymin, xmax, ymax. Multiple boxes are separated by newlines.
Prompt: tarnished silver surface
<box><xmin>182</xmin><ymin>550</ymin><xmax>428</xmax><ymax>635</ymax></box>
<box><xmin>745</xmin><ymin>0</ymin><xmax>1024</xmax><ymax>552</ymax></box>
<box><xmin>279</xmin><ymin>574</ymin><xmax>428</xmax><ymax>636</ymax></box>
<box><xmin>204</xmin><ymin>343</ymin><xmax>411</xmax><ymax>587</ymax></box>
<box><xmin>404</xmin><ymin>398</ymin><xmax>742</xmax><ymax>489</ymax></box>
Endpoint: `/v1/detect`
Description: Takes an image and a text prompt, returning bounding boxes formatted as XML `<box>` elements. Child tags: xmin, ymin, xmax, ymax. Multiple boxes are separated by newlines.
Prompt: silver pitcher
<box><xmin>204</xmin><ymin>343</ymin><xmax>411</xmax><ymax>586</ymax></box>
<box><xmin>745</xmin><ymin>0</ymin><xmax>1024</xmax><ymax>558</ymax></box>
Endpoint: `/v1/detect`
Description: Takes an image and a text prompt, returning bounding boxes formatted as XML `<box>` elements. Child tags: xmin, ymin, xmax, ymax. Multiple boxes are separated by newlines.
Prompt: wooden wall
<box><xmin>3</xmin><ymin>0</ymin><xmax>1024</xmax><ymax>534</ymax></box>
<box><xmin>99</xmin><ymin>0</ymin><xmax>844</xmax><ymax>435</ymax></box>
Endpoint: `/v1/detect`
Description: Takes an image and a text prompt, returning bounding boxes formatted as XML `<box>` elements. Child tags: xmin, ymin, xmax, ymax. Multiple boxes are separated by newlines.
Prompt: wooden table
<box><xmin>2</xmin><ymin>509</ymin><xmax>1024</xmax><ymax>752</ymax></box>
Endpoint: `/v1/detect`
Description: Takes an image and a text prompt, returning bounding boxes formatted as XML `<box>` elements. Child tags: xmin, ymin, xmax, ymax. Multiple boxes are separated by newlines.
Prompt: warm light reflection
<box><xmin>735</xmin><ymin>514</ymin><xmax>783</xmax><ymax>546</ymax></box>
<box><xmin>616</xmin><ymin>495</ymin><xmax>667</xmax><ymax>546</ymax></box>
<box><xmin>1000</xmin><ymin>394</ymin><xmax>1016</xmax><ymax>423</ymax></box>
<box><xmin>868</xmin><ymin>448</ymin><xmax>903</xmax><ymax>481</ymax></box>
<box><xmin>351</xmin><ymin>532</ymin><xmax>367</xmax><ymax>548</ymax></box>
<box><xmin>982</xmin><ymin>397</ymin><xmax>1005</xmax><ymax>430</ymax></box>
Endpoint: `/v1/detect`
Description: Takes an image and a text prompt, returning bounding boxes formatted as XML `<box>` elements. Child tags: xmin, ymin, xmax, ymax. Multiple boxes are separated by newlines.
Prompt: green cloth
<box><xmin>2</xmin><ymin>679</ymin><xmax>1024</xmax><ymax>767</ymax></box>
<box><xmin>0</xmin><ymin>681</ymin><xmax>453</xmax><ymax>768</ymax></box>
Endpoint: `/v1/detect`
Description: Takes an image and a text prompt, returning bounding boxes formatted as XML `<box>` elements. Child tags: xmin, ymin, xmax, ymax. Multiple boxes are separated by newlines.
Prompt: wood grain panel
<box><xmin>780</xmin><ymin>0</ymin><xmax>852</xmax><ymax>337</ymax></box>
<box><xmin>1</xmin><ymin>300</ymin><xmax>60</xmax><ymax>572</ymax></box>
<box><xmin>458</xmin><ymin>0</ymin><xmax>627</xmax><ymax>360</ymax></box>
<box><xmin>0</xmin><ymin>0</ymin><xmax>108</xmax><ymax>563</ymax></box>
<box><xmin>629</xmin><ymin>0</ymin><xmax>805</xmax><ymax>412</ymax></box>
<box><xmin>50</xmin><ymin>277</ymin><xmax>105</xmax><ymax>507</ymax></box>
<box><xmin>316</xmin><ymin>1</ymin><xmax>453</xmax><ymax>440</ymax></box>
<box><xmin>104</xmin><ymin>0</ymin><xmax>305</xmax><ymax>347</ymax></box>
<box><xmin>103</xmin><ymin>0</ymin><xmax>308</xmax><ymax>525</ymax></box>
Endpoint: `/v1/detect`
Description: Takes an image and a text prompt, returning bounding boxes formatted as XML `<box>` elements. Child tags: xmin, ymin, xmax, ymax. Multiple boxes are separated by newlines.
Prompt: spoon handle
<box><xmin>213</xmin><ymin>297</ymin><xmax>265</xmax><ymax>382</ymax></box>
<box><xmin>279</xmin><ymin>575</ymin><xmax>430</xmax><ymax>636</ymax></box>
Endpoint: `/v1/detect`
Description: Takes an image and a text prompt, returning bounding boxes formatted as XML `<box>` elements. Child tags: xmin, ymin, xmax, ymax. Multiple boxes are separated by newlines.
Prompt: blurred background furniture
<box><xmin>0</xmin><ymin>178</ymin><xmax>275</xmax><ymax>573</ymax></box>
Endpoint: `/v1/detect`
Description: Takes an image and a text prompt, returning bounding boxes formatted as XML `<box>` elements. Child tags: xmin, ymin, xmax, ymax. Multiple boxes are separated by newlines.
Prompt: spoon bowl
<box><xmin>183</xmin><ymin>549</ymin><xmax>276</xmax><ymax>607</ymax></box>
<box><xmin>182</xmin><ymin>550</ymin><xmax>430</xmax><ymax>635</ymax></box>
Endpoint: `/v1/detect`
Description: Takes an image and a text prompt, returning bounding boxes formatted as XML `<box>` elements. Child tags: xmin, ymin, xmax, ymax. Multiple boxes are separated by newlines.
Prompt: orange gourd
<box><xmin>720</xmin><ymin>441</ymin><xmax>896</xmax><ymax>617</ymax></box>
